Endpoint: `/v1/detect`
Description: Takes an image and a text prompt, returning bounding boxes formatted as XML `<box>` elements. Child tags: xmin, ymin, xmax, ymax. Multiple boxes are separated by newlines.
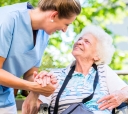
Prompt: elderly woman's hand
<box><xmin>22</xmin><ymin>91</ymin><xmax>39</xmax><ymax>114</ymax></box>
<box><xmin>33</xmin><ymin>71</ymin><xmax>58</xmax><ymax>87</ymax></box>
<box><xmin>97</xmin><ymin>90</ymin><xmax>128</xmax><ymax>110</ymax></box>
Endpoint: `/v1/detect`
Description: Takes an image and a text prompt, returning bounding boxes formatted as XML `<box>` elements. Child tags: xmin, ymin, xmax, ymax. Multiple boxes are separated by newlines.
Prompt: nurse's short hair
<box><xmin>38</xmin><ymin>0</ymin><xmax>81</xmax><ymax>19</ymax></box>
<box><xmin>76</xmin><ymin>25</ymin><xmax>115</xmax><ymax>65</ymax></box>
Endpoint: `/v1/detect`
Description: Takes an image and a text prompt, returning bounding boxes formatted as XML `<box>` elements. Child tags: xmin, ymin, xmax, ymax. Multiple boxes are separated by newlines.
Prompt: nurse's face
<box><xmin>30</xmin><ymin>9</ymin><xmax>77</xmax><ymax>35</ymax></box>
<box><xmin>44</xmin><ymin>14</ymin><xmax>77</xmax><ymax>35</ymax></box>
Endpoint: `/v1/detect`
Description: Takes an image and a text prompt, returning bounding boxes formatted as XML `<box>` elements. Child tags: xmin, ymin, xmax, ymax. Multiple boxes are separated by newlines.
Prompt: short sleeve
<box><xmin>34</xmin><ymin>59</ymin><xmax>42</xmax><ymax>67</ymax></box>
<box><xmin>105</xmin><ymin>65</ymin><xmax>127</xmax><ymax>93</ymax></box>
<box><xmin>38</xmin><ymin>95</ymin><xmax>52</xmax><ymax>106</ymax></box>
<box><xmin>0</xmin><ymin>14</ymin><xmax>14</xmax><ymax>58</ymax></box>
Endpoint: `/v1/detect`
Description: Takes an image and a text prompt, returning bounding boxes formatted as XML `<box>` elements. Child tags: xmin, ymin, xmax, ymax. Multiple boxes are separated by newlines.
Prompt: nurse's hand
<box><xmin>34</xmin><ymin>71</ymin><xmax>58</xmax><ymax>87</ymax></box>
<box><xmin>31</xmin><ymin>81</ymin><xmax>58</xmax><ymax>97</ymax></box>
<box><xmin>97</xmin><ymin>90</ymin><xmax>127</xmax><ymax>110</ymax></box>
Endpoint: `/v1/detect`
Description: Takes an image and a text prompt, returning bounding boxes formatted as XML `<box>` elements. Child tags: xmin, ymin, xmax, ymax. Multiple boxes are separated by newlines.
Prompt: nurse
<box><xmin>0</xmin><ymin>0</ymin><xmax>81</xmax><ymax>113</ymax></box>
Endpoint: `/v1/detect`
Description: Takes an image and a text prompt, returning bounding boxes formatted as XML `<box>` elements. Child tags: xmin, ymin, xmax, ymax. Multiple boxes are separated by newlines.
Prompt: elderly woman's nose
<box><xmin>77</xmin><ymin>39</ymin><xmax>83</xmax><ymax>44</ymax></box>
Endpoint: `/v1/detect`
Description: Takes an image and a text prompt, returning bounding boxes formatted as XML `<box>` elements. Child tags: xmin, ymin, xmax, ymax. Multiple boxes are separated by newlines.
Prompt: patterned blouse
<box><xmin>49</xmin><ymin>64</ymin><xmax>111</xmax><ymax>114</ymax></box>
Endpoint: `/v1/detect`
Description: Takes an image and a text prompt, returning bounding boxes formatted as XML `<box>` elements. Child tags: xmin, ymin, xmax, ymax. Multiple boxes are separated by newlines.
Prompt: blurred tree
<box><xmin>0</xmin><ymin>0</ymin><xmax>38</xmax><ymax>6</ymax></box>
<box><xmin>47</xmin><ymin>0</ymin><xmax>128</xmax><ymax>70</ymax></box>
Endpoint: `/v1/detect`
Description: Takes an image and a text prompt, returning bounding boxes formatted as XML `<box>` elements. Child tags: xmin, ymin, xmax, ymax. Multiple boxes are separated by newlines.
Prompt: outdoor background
<box><xmin>1</xmin><ymin>0</ymin><xmax>128</xmax><ymax>109</ymax></box>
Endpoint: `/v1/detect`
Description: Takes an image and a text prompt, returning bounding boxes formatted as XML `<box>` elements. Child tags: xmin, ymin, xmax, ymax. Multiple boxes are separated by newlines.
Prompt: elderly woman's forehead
<box><xmin>80</xmin><ymin>33</ymin><xmax>96</xmax><ymax>40</ymax></box>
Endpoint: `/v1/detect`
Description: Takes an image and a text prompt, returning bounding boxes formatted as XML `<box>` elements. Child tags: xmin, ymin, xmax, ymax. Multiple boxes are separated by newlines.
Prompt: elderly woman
<box><xmin>27</xmin><ymin>25</ymin><xmax>128</xmax><ymax>114</ymax></box>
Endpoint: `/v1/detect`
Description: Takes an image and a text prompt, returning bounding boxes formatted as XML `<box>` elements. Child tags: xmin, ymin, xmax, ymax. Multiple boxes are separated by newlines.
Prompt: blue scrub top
<box><xmin>0</xmin><ymin>2</ymin><xmax>49</xmax><ymax>107</ymax></box>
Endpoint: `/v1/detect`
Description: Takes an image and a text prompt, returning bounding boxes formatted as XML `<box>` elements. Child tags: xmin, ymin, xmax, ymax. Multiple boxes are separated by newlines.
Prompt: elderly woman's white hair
<box><xmin>75</xmin><ymin>25</ymin><xmax>115</xmax><ymax>65</ymax></box>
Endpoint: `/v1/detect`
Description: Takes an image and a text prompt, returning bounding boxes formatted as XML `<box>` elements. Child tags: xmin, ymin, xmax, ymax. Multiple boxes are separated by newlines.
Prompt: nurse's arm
<box><xmin>0</xmin><ymin>56</ymin><xmax>56</xmax><ymax>96</ymax></box>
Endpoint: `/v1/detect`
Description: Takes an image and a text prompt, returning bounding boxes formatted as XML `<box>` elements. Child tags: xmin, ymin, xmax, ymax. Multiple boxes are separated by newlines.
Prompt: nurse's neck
<box><xmin>29</xmin><ymin>8</ymin><xmax>53</xmax><ymax>30</ymax></box>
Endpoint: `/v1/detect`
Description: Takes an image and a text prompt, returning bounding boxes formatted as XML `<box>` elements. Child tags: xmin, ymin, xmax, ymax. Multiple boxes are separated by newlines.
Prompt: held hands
<box><xmin>33</xmin><ymin>70</ymin><xmax>58</xmax><ymax>88</ymax></box>
<box><xmin>97</xmin><ymin>90</ymin><xmax>127</xmax><ymax>110</ymax></box>
<box><xmin>29</xmin><ymin>70</ymin><xmax>58</xmax><ymax>97</ymax></box>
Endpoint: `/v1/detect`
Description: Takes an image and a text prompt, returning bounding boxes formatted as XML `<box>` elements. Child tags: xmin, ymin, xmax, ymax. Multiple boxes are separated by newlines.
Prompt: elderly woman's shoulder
<box><xmin>98</xmin><ymin>64</ymin><xmax>111</xmax><ymax>69</ymax></box>
<box><xmin>97</xmin><ymin>64</ymin><xmax>117</xmax><ymax>77</ymax></box>
<box><xmin>50</xmin><ymin>67</ymin><xmax>67</xmax><ymax>75</ymax></box>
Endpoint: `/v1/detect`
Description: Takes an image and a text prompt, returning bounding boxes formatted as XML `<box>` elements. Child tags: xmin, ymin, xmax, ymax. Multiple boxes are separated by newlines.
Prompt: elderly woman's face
<box><xmin>72</xmin><ymin>33</ymin><xmax>98</xmax><ymax>61</ymax></box>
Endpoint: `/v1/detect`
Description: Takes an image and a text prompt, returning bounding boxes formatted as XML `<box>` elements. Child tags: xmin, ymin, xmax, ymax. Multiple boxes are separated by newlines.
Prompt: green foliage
<box><xmin>110</xmin><ymin>50</ymin><xmax>128</xmax><ymax>70</ymax></box>
<box><xmin>38</xmin><ymin>52</ymin><xmax>68</xmax><ymax>72</ymax></box>
<box><xmin>48</xmin><ymin>0</ymin><xmax>128</xmax><ymax>70</ymax></box>
<box><xmin>120</xmin><ymin>75</ymin><xmax>128</xmax><ymax>84</ymax></box>
<box><xmin>15</xmin><ymin>91</ymin><xmax>26</xmax><ymax>100</ymax></box>
<box><xmin>0</xmin><ymin>0</ymin><xmax>38</xmax><ymax>7</ymax></box>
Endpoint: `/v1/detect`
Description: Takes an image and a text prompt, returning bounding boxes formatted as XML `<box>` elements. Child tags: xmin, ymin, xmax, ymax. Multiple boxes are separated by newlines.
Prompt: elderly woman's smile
<box><xmin>74</xmin><ymin>46</ymin><xmax>82</xmax><ymax>50</ymax></box>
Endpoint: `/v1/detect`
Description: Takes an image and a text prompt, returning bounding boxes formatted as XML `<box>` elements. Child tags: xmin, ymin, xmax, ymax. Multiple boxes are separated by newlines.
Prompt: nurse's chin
<box><xmin>45</xmin><ymin>31</ymin><xmax>54</xmax><ymax>35</ymax></box>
